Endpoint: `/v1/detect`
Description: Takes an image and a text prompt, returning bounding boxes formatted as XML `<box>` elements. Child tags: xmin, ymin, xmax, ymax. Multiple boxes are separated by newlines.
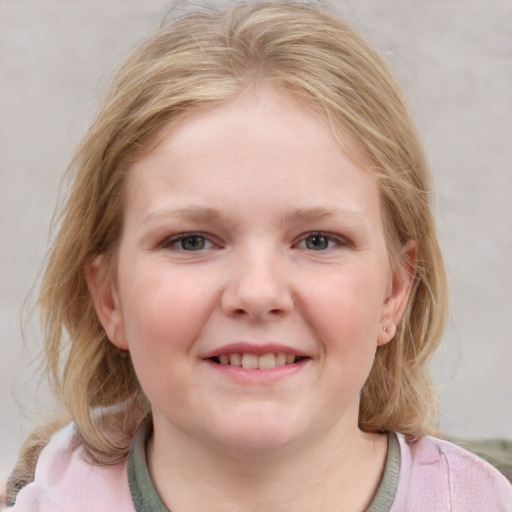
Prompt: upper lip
<box><xmin>201</xmin><ymin>342</ymin><xmax>310</xmax><ymax>359</ymax></box>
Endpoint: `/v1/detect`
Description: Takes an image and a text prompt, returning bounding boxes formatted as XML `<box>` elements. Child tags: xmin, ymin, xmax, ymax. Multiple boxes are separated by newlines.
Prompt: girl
<box><xmin>5</xmin><ymin>1</ymin><xmax>512</xmax><ymax>510</ymax></box>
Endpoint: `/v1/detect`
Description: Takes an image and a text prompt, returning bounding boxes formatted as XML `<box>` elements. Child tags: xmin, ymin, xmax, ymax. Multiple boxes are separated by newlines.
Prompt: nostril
<box><xmin>228</xmin><ymin>307</ymin><xmax>289</xmax><ymax>320</ymax></box>
<box><xmin>221</xmin><ymin>285</ymin><xmax>293</xmax><ymax>320</ymax></box>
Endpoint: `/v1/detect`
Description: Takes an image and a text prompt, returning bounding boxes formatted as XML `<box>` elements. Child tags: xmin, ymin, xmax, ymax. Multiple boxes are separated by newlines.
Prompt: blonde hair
<box><xmin>13</xmin><ymin>0</ymin><xmax>448</xmax><ymax>485</ymax></box>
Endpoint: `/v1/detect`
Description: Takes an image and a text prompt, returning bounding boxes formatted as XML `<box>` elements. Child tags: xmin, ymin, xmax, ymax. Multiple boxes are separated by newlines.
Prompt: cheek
<box><xmin>294</xmin><ymin>273</ymin><xmax>386</xmax><ymax>409</ymax></box>
<box><xmin>117</xmin><ymin>268</ymin><xmax>214</xmax><ymax>406</ymax></box>
<box><xmin>118</xmin><ymin>262</ymin><xmax>217</xmax><ymax>357</ymax></box>
<box><xmin>300</xmin><ymin>267</ymin><xmax>387</xmax><ymax>352</ymax></box>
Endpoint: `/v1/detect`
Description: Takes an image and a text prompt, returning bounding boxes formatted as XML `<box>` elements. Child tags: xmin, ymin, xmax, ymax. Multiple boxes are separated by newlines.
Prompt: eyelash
<box><xmin>160</xmin><ymin>231</ymin><xmax>347</xmax><ymax>252</ymax></box>
<box><xmin>295</xmin><ymin>232</ymin><xmax>347</xmax><ymax>251</ymax></box>
<box><xmin>161</xmin><ymin>232</ymin><xmax>217</xmax><ymax>251</ymax></box>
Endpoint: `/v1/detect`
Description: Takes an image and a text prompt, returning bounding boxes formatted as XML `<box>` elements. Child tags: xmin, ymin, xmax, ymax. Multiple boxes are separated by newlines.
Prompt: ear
<box><xmin>377</xmin><ymin>239</ymin><xmax>417</xmax><ymax>346</ymax></box>
<box><xmin>85</xmin><ymin>255</ymin><xmax>128</xmax><ymax>350</ymax></box>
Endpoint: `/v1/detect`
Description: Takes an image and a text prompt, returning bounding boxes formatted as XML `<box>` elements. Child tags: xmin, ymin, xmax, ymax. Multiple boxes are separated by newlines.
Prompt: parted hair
<box><xmin>9</xmin><ymin>0</ymin><xmax>448</xmax><ymax>499</ymax></box>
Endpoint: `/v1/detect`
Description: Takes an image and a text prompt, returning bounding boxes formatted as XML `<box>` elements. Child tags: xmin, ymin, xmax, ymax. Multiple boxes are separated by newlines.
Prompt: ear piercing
<box><xmin>383</xmin><ymin>325</ymin><xmax>397</xmax><ymax>337</ymax></box>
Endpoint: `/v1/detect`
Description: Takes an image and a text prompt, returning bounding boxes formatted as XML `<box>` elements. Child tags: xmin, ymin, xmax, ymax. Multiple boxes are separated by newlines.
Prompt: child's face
<box><xmin>90</xmin><ymin>87</ymin><xmax>412</xmax><ymax>455</ymax></box>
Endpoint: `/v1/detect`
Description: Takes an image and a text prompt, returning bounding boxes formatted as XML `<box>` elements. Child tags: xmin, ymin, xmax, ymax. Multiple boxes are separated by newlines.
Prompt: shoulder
<box><xmin>9</xmin><ymin>423</ymin><xmax>134</xmax><ymax>512</ymax></box>
<box><xmin>392</xmin><ymin>433</ymin><xmax>512</xmax><ymax>511</ymax></box>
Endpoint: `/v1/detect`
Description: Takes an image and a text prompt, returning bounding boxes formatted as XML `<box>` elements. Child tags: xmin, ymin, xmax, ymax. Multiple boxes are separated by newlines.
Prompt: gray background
<box><xmin>1</xmin><ymin>0</ymin><xmax>511</xmax><ymax>481</ymax></box>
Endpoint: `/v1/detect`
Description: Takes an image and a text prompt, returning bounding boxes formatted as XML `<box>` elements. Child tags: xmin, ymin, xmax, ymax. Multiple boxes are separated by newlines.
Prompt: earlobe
<box><xmin>377</xmin><ymin>239</ymin><xmax>417</xmax><ymax>346</ymax></box>
<box><xmin>85</xmin><ymin>255</ymin><xmax>128</xmax><ymax>350</ymax></box>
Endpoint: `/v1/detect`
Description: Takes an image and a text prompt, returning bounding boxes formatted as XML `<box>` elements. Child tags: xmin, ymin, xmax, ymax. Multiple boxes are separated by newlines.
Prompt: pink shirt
<box><xmin>9</xmin><ymin>423</ymin><xmax>512</xmax><ymax>511</ymax></box>
<box><xmin>394</xmin><ymin>433</ymin><xmax>512</xmax><ymax>511</ymax></box>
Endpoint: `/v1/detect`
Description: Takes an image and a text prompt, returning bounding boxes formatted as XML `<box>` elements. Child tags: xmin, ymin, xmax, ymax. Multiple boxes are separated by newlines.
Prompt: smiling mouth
<box><xmin>209</xmin><ymin>352</ymin><xmax>308</xmax><ymax>369</ymax></box>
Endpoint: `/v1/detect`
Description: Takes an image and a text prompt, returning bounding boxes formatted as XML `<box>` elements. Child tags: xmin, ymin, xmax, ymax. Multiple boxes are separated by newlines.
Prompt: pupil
<box><xmin>306</xmin><ymin>235</ymin><xmax>328</xmax><ymax>250</ymax></box>
<box><xmin>182</xmin><ymin>236</ymin><xmax>204</xmax><ymax>250</ymax></box>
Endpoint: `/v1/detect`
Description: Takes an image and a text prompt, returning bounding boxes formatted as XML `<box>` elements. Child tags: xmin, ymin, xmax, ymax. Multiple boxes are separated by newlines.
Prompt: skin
<box><xmin>87</xmin><ymin>87</ymin><xmax>416</xmax><ymax>512</ymax></box>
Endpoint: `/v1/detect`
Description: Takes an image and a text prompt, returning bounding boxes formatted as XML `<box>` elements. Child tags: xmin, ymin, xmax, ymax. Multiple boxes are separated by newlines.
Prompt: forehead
<box><xmin>124</xmin><ymin>87</ymin><xmax>383</xmax><ymax>230</ymax></box>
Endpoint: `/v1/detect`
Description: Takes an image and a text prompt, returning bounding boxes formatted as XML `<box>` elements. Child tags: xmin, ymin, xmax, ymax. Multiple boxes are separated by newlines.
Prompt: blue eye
<box><xmin>165</xmin><ymin>233</ymin><xmax>213</xmax><ymax>251</ymax></box>
<box><xmin>179</xmin><ymin>235</ymin><xmax>206</xmax><ymax>250</ymax></box>
<box><xmin>299</xmin><ymin>233</ymin><xmax>340</xmax><ymax>250</ymax></box>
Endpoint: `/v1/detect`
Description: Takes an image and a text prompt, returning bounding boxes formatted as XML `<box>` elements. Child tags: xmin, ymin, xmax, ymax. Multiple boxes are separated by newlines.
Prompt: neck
<box><xmin>146</xmin><ymin>415</ymin><xmax>388</xmax><ymax>512</ymax></box>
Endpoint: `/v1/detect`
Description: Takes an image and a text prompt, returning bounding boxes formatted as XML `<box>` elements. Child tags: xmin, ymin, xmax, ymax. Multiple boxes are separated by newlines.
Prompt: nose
<box><xmin>221</xmin><ymin>249</ymin><xmax>293</xmax><ymax>321</ymax></box>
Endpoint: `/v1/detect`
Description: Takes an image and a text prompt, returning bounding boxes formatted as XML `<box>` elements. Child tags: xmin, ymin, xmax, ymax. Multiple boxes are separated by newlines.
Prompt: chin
<box><xmin>201</xmin><ymin>409</ymin><xmax>304</xmax><ymax>459</ymax></box>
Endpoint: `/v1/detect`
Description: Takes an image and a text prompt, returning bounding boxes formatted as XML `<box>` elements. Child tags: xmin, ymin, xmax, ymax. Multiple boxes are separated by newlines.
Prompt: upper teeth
<box><xmin>217</xmin><ymin>352</ymin><xmax>296</xmax><ymax>369</ymax></box>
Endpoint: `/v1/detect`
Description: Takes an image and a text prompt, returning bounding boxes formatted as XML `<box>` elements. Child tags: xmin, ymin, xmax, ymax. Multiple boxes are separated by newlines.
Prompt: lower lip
<box><xmin>204</xmin><ymin>359</ymin><xmax>309</xmax><ymax>384</ymax></box>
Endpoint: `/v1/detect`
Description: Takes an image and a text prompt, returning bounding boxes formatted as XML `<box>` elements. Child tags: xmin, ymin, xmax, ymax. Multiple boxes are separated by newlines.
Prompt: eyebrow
<box><xmin>142</xmin><ymin>206</ymin><xmax>237</xmax><ymax>227</ymax></box>
<box><xmin>278</xmin><ymin>207</ymin><xmax>368</xmax><ymax>226</ymax></box>
<box><xmin>143</xmin><ymin>206</ymin><xmax>368</xmax><ymax>227</ymax></box>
